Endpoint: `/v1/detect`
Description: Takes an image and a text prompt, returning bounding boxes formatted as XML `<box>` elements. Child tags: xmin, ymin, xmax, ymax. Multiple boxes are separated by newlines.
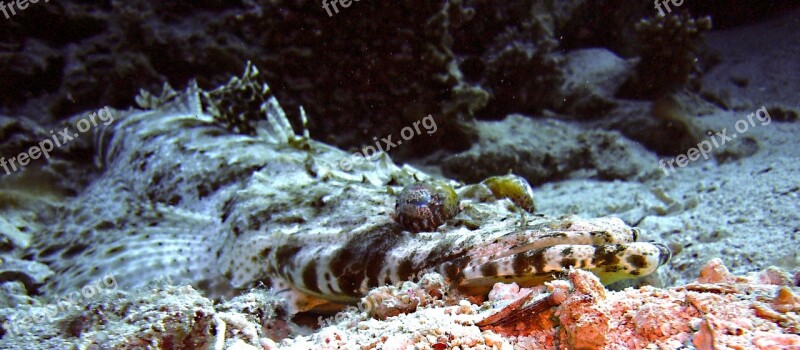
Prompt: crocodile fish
<box><xmin>34</xmin><ymin>65</ymin><xmax>670</xmax><ymax>313</ymax></box>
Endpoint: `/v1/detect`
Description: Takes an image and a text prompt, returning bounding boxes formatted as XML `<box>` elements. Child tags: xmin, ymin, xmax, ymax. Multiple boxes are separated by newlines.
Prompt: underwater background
<box><xmin>0</xmin><ymin>1</ymin><xmax>798</xmax><ymax>349</ymax></box>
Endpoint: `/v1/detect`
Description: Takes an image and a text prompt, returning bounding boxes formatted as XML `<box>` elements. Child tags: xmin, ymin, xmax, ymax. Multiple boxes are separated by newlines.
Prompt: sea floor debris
<box><xmin>3</xmin><ymin>258</ymin><xmax>796</xmax><ymax>349</ymax></box>
<box><xmin>284</xmin><ymin>259</ymin><xmax>799</xmax><ymax>350</ymax></box>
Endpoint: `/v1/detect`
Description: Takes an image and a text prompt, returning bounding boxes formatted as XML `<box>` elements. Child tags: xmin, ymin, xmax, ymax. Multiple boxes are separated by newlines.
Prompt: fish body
<box><xmin>36</xmin><ymin>65</ymin><xmax>670</xmax><ymax>313</ymax></box>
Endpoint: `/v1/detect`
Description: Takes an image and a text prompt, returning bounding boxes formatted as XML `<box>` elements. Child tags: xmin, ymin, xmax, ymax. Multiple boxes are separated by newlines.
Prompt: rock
<box><xmin>557</xmin><ymin>270</ymin><xmax>610</xmax><ymax>350</ymax></box>
<box><xmin>561</xmin><ymin>48</ymin><xmax>636</xmax><ymax>116</ymax></box>
<box><xmin>442</xmin><ymin>114</ymin><xmax>657</xmax><ymax>185</ymax></box>
<box><xmin>697</xmin><ymin>258</ymin><xmax>738</xmax><ymax>284</ymax></box>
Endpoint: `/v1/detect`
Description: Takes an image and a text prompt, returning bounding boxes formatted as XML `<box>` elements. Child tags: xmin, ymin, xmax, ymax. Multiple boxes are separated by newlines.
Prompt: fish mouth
<box><xmin>656</xmin><ymin>242</ymin><xmax>672</xmax><ymax>266</ymax></box>
<box><xmin>436</xmin><ymin>217</ymin><xmax>671</xmax><ymax>291</ymax></box>
<box><xmin>456</xmin><ymin>242</ymin><xmax>671</xmax><ymax>290</ymax></box>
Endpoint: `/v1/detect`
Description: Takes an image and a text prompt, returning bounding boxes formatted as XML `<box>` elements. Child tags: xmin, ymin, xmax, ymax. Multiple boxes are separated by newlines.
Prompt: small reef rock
<box><xmin>442</xmin><ymin>114</ymin><xmax>658</xmax><ymax>185</ymax></box>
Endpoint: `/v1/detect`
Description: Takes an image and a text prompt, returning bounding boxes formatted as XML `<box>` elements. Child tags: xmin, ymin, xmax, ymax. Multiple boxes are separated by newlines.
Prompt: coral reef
<box><xmin>474</xmin><ymin>7</ymin><xmax>565</xmax><ymax>118</ymax></box>
<box><xmin>618</xmin><ymin>13</ymin><xmax>713</xmax><ymax>99</ymax></box>
<box><xmin>4</xmin><ymin>0</ymin><xmax>770</xmax><ymax>160</ymax></box>
<box><xmin>0</xmin><ymin>0</ymin><xmax>489</xmax><ymax>154</ymax></box>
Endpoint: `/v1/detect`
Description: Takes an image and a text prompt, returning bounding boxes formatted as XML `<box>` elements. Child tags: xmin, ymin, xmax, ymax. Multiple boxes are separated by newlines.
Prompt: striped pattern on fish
<box><xmin>35</xmin><ymin>64</ymin><xmax>670</xmax><ymax>313</ymax></box>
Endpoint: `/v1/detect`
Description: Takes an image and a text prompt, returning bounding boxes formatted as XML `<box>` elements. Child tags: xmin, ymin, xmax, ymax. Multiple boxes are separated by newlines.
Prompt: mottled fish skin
<box><xmin>36</xmin><ymin>65</ymin><xmax>670</xmax><ymax>313</ymax></box>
